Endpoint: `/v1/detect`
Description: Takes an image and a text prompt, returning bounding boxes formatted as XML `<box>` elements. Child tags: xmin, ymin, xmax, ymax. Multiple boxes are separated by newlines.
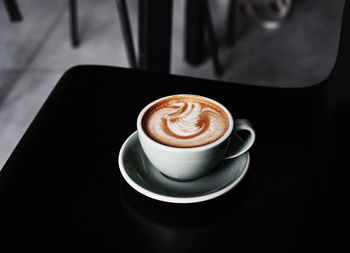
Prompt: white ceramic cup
<box><xmin>137</xmin><ymin>95</ymin><xmax>255</xmax><ymax>181</ymax></box>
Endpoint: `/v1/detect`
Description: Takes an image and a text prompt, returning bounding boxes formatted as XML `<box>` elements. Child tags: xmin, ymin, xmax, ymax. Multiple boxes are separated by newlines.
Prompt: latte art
<box><xmin>142</xmin><ymin>95</ymin><xmax>230</xmax><ymax>148</ymax></box>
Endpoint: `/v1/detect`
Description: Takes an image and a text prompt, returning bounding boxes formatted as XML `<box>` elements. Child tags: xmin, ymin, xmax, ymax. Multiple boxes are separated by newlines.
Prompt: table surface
<box><xmin>1</xmin><ymin>4</ymin><xmax>349</xmax><ymax>253</ymax></box>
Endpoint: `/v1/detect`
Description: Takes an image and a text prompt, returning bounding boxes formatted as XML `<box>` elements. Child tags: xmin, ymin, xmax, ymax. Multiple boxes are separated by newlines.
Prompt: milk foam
<box><xmin>144</xmin><ymin>96</ymin><xmax>229</xmax><ymax>147</ymax></box>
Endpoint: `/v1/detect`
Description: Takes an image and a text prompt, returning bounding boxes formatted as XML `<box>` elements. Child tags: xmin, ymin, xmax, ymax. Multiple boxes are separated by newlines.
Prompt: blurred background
<box><xmin>0</xmin><ymin>0</ymin><xmax>344</xmax><ymax>169</ymax></box>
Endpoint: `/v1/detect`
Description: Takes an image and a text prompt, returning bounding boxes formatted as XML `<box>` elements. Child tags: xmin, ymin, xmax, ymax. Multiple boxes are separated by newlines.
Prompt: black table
<box><xmin>1</xmin><ymin>4</ymin><xmax>348</xmax><ymax>253</ymax></box>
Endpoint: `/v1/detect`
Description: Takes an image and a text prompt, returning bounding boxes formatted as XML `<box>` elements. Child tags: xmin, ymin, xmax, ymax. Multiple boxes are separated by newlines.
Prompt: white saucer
<box><xmin>118</xmin><ymin>131</ymin><xmax>250</xmax><ymax>204</ymax></box>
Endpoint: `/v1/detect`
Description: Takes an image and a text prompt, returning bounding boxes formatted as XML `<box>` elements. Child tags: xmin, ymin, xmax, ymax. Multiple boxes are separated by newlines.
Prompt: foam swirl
<box><xmin>143</xmin><ymin>96</ymin><xmax>229</xmax><ymax>148</ymax></box>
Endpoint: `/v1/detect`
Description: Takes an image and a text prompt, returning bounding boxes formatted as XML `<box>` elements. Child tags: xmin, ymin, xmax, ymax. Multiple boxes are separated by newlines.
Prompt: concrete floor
<box><xmin>0</xmin><ymin>0</ymin><xmax>344</xmax><ymax>169</ymax></box>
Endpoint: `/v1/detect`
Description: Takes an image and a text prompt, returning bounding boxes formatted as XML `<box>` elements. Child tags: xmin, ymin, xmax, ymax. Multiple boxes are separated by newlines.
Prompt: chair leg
<box><xmin>3</xmin><ymin>0</ymin><xmax>22</xmax><ymax>22</ymax></box>
<box><xmin>203</xmin><ymin>0</ymin><xmax>223</xmax><ymax>76</ymax></box>
<box><xmin>138</xmin><ymin>0</ymin><xmax>173</xmax><ymax>73</ymax></box>
<box><xmin>69</xmin><ymin>0</ymin><xmax>80</xmax><ymax>48</ymax></box>
<box><xmin>116</xmin><ymin>0</ymin><xmax>138</xmax><ymax>69</ymax></box>
<box><xmin>226</xmin><ymin>0</ymin><xmax>239</xmax><ymax>46</ymax></box>
<box><xmin>184</xmin><ymin>0</ymin><xmax>206</xmax><ymax>66</ymax></box>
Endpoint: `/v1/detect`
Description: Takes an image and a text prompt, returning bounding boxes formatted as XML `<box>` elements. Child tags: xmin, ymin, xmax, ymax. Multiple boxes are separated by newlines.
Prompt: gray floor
<box><xmin>0</xmin><ymin>0</ymin><xmax>344</xmax><ymax>170</ymax></box>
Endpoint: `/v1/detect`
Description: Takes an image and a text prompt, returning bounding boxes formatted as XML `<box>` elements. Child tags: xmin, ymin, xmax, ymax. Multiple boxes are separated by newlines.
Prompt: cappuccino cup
<box><xmin>137</xmin><ymin>94</ymin><xmax>255</xmax><ymax>181</ymax></box>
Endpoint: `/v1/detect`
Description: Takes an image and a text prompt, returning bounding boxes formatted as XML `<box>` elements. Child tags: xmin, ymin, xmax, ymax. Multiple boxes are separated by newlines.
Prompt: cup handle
<box><xmin>223</xmin><ymin>119</ymin><xmax>256</xmax><ymax>159</ymax></box>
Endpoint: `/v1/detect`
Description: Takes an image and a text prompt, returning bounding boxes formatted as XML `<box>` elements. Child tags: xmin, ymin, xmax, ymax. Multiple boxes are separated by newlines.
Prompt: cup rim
<box><xmin>137</xmin><ymin>94</ymin><xmax>234</xmax><ymax>152</ymax></box>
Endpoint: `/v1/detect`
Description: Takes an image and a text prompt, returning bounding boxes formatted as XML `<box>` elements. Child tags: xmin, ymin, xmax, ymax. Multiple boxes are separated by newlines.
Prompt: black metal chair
<box><xmin>116</xmin><ymin>0</ymin><xmax>224</xmax><ymax>76</ymax></box>
<box><xmin>116</xmin><ymin>0</ymin><xmax>173</xmax><ymax>73</ymax></box>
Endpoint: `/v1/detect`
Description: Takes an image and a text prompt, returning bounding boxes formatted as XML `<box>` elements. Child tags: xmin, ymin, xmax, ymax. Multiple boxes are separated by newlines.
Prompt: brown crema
<box><xmin>142</xmin><ymin>95</ymin><xmax>230</xmax><ymax>148</ymax></box>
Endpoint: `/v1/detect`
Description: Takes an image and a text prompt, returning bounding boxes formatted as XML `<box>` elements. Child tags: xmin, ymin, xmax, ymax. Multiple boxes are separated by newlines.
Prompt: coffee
<box><xmin>142</xmin><ymin>95</ymin><xmax>230</xmax><ymax>148</ymax></box>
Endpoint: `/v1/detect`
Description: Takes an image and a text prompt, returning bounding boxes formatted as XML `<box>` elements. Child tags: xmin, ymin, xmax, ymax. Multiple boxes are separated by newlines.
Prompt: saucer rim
<box><xmin>118</xmin><ymin>131</ymin><xmax>250</xmax><ymax>204</ymax></box>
